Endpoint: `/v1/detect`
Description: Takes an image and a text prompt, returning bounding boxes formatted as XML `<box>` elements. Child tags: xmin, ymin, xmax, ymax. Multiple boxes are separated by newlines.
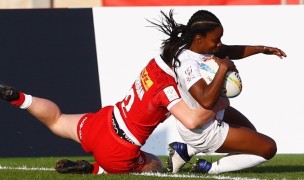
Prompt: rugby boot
<box><xmin>55</xmin><ymin>159</ymin><xmax>94</xmax><ymax>174</ymax></box>
<box><xmin>0</xmin><ymin>82</ymin><xmax>20</xmax><ymax>101</ymax></box>
<box><xmin>190</xmin><ymin>158</ymin><xmax>212</xmax><ymax>174</ymax></box>
<box><xmin>167</xmin><ymin>141</ymin><xmax>191</xmax><ymax>173</ymax></box>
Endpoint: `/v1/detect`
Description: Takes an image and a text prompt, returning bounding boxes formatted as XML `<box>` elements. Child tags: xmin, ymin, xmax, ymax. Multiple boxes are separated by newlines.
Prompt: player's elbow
<box><xmin>184</xmin><ymin>118</ymin><xmax>204</xmax><ymax>130</ymax></box>
<box><xmin>183</xmin><ymin>113</ymin><xmax>214</xmax><ymax>130</ymax></box>
<box><xmin>184</xmin><ymin>122</ymin><xmax>198</xmax><ymax>130</ymax></box>
<box><xmin>197</xmin><ymin>97</ymin><xmax>217</xmax><ymax>110</ymax></box>
<box><xmin>200</xmin><ymin>101</ymin><xmax>215</xmax><ymax>110</ymax></box>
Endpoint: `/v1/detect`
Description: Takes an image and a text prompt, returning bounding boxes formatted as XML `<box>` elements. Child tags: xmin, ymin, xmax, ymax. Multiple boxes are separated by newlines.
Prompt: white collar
<box><xmin>154</xmin><ymin>55</ymin><xmax>177</xmax><ymax>82</ymax></box>
<box><xmin>181</xmin><ymin>49</ymin><xmax>213</xmax><ymax>61</ymax></box>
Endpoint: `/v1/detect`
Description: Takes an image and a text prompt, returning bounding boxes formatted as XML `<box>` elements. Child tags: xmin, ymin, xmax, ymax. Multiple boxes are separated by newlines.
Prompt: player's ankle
<box><xmin>92</xmin><ymin>162</ymin><xmax>105</xmax><ymax>174</ymax></box>
<box><xmin>10</xmin><ymin>92</ymin><xmax>33</xmax><ymax>109</ymax></box>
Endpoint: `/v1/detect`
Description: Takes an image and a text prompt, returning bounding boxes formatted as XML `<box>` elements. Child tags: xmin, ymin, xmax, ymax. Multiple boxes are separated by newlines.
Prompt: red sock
<box><xmin>10</xmin><ymin>92</ymin><xmax>25</xmax><ymax>107</ymax></box>
<box><xmin>92</xmin><ymin>162</ymin><xmax>99</xmax><ymax>174</ymax></box>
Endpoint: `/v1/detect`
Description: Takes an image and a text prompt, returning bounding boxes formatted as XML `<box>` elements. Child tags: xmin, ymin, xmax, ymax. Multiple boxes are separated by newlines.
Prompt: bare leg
<box><xmin>0</xmin><ymin>83</ymin><xmax>92</xmax><ymax>174</ymax></box>
<box><xmin>27</xmin><ymin>97</ymin><xmax>84</xmax><ymax>143</ymax></box>
<box><xmin>223</xmin><ymin>106</ymin><xmax>256</xmax><ymax>131</ymax></box>
<box><xmin>217</xmin><ymin>125</ymin><xmax>277</xmax><ymax>159</ymax></box>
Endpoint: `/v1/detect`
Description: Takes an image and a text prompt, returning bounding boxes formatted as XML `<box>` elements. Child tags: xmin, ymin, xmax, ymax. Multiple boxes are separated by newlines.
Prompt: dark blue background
<box><xmin>0</xmin><ymin>9</ymin><xmax>101</xmax><ymax>157</ymax></box>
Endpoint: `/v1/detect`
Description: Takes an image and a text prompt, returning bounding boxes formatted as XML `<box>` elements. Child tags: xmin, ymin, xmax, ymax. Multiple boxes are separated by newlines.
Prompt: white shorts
<box><xmin>176</xmin><ymin>110</ymin><xmax>229</xmax><ymax>154</ymax></box>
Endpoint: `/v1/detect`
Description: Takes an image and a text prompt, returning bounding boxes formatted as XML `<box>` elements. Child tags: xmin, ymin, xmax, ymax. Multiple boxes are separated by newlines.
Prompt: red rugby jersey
<box><xmin>115</xmin><ymin>56</ymin><xmax>181</xmax><ymax>145</ymax></box>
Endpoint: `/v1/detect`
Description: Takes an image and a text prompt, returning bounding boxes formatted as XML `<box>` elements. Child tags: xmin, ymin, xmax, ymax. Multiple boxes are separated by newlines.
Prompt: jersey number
<box><xmin>121</xmin><ymin>88</ymin><xmax>135</xmax><ymax>112</ymax></box>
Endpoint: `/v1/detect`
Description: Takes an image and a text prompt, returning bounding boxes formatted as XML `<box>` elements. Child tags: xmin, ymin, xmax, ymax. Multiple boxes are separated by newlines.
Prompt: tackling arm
<box><xmin>170</xmin><ymin>97</ymin><xmax>229</xmax><ymax>130</ymax></box>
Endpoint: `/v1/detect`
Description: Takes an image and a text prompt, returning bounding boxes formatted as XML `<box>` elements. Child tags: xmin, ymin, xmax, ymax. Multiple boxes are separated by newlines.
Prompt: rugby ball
<box><xmin>199</xmin><ymin>59</ymin><xmax>242</xmax><ymax>98</ymax></box>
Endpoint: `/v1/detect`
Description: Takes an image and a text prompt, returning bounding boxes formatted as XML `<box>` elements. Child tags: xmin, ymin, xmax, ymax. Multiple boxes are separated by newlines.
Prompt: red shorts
<box><xmin>77</xmin><ymin>106</ymin><xmax>146</xmax><ymax>174</ymax></box>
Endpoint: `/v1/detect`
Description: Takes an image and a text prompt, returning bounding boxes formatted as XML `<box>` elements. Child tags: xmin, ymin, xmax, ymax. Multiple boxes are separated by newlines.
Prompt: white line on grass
<box><xmin>134</xmin><ymin>172</ymin><xmax>263</xmax><ymax>180</ymax></box>
<box><xmin>0</xmin><ymin>165</ymin><xmax>54</xmax><ymax>171</ymax></box>
<box><xmin>0</xmin><ymin>166</ymin><xmax>263</xmax><ymax>180</ymax></box>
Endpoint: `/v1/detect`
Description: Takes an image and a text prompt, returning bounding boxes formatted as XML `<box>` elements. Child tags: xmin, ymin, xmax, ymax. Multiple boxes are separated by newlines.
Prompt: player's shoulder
<box><xmin>144</xmin><ymin>56</ymin><xmax>177</xmax><ymax>88</ymax></box>
<box><xmin>178</xmin><ymin>50</ymin><xmax>213</xmax><ymax>67</ymax></box>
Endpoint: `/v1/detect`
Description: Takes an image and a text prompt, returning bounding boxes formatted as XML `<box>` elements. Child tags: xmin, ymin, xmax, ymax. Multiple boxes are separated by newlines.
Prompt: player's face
<box><xmin>197</xmin><ymin>26</ymin><xmax>223</xmax><ymax>54</ymax></box>
<box><xmin>189</xmin><ymin>26</ymin><xmax>223</xmax><ymax>55</ymax></box>
<box><xmin>207</xmin><ymin>26</ymin><xmax>223</xmax><ymax>54</ymax></box>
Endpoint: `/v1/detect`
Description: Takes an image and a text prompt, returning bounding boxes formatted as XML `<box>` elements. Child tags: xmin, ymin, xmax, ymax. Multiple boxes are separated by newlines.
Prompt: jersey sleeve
<box><xmin>177</xmin><ymin>60</ymin><xmax>202</xmax><ymax>90</ymax></box>
<box><xmin>154</xmin><ymin>85</ymin><xmax>181</xmax><ymax>110</ymax></box>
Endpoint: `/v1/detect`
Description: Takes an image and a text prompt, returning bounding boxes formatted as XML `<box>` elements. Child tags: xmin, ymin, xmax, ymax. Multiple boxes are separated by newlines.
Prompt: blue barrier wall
<box><xmin>0</xmin><ymin>9</ymin><xmax>101</xmax><ymax>157</ymax></box>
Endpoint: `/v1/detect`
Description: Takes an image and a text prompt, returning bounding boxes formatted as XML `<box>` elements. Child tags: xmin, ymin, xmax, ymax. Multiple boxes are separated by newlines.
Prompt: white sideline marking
<box><xmin>0</xmin><ymin>165</ymin><xmax>54</xmax><ymax>171</ymax></box>
<box><xmin>134</xmin><ymin>172</ymin><xmax>263</xmax><ymax>180</ymax></box>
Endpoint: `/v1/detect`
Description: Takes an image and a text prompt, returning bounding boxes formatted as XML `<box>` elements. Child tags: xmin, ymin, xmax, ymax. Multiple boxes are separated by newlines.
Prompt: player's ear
<box><xmin>195</xmin><ymin>34</ymin><xmax>204</xmax><ymax>42</ymax></box>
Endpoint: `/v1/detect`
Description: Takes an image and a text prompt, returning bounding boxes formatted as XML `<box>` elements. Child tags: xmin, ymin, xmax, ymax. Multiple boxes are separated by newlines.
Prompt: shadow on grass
<box><xmin>232</xmin><ymin>165</ymin><xmax>304</xmax><ymax>174</ymax></box>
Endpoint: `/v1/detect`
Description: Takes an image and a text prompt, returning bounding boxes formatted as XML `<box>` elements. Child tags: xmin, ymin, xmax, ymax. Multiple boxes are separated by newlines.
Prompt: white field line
<box><xmin>0</xmin><ymin>166</ymin><xmax>264</xmax><ymax>180</ymax></box>
<box><xmin>133</xmin><ymin>172</ymin><xmax>264</xmax><ymax>180</ymax></box>
<box><xmin>0</xmin><ymin>165</ymin><xmax>54</xmax><ymax>171</ymax></box>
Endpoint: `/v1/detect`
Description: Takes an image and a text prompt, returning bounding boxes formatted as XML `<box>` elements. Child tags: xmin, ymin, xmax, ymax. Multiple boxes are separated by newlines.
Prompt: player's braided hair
<box><xmin>147</xmin><ymin>9</ymin><xmax>222</xmax><ymax>68</ymax></box>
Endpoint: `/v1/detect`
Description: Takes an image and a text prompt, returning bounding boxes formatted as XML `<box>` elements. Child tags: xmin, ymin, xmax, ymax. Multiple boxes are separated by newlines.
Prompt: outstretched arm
<box><xmin>215</xmin><ymin>44</ymin><xmax>287</xmax><ymax>60</ymax></box>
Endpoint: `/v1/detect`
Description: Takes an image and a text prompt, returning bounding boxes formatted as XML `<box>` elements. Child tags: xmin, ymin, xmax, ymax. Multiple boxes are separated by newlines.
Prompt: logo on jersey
<box><xmin>185</xmin><ymin>66</ymin><xmax>193</xmax><ymax>76</ymax></box>
<box><xmin>135</xmin><ymin>77</ymin><xmax>144</xmax><ymax>100</ymax></box>
<box><xmin>141</xmin><ymin>68</ymin><xmax>153</xmax><ymax>91</ymax></box>
<box><xmin>184</xmin><ymin>66</ymin><xmax>200</xmax><ymax>84</ymax></box>
<box><xmin>200</xmin><ymin>62</ymin><xmax>216</xmax><ymax>74</ymax></box>
<box><xmin>164</xmin><ymin>86</ymin><xmax>179</xmax><ymax>102</ymax></box>
<box><xmin>185</xmin><ymin>66</ymin><xmax>195</xmax><ymax>83</ymax></box>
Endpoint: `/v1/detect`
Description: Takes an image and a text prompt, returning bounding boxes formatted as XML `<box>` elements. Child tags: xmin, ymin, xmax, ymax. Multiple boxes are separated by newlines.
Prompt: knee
<box><xmin>263</xmin><ymin>138</ymin><xmax>277</xmax><ymax>160</ymax></box>
<box><xmin>48</xmin><ymin>123</ymin><xmax>63</xmax><ymax>137</ymax></box>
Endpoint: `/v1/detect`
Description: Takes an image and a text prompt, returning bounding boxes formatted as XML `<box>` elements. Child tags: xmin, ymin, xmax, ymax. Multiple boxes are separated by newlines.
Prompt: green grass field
<box><xmin>1</xmin><ymin>154</ymin><xmax>304</xmax><ymax>180</ymax></box>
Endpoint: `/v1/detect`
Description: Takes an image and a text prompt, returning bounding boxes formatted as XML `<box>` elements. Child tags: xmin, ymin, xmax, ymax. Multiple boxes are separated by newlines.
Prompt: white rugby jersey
<box><xmin>174</xmin><ymin>49</ymin><xmax>225</xmax><ymax>145</ymax></box>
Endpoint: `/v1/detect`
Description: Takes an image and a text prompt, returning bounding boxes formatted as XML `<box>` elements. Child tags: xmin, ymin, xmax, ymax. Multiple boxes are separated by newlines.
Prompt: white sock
<box><xmin>208</xmin><ymin>154</ymin><xmax>267</xmax><ymax>174</ymax></box>
<box><xmin>97</xmin><ymin>166</ymin><xmax>105</xmax><ymax>174</ymax></box>
<box><xmin>20</xmin><ymin>94</ymin><xmax>32</xmax><ymax>109</ymax></box>
<box><xmin>187</xmin><ymin>144</ymin><xmax>201</xmax><ymax>157</ymax></box>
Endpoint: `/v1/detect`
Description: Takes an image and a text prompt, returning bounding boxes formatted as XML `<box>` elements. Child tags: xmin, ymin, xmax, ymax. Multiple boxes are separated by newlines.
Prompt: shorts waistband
<box><xmin>112</xmin><ymin>112</ymin><xmax>136</xmax><ymax>145</ymax></box>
